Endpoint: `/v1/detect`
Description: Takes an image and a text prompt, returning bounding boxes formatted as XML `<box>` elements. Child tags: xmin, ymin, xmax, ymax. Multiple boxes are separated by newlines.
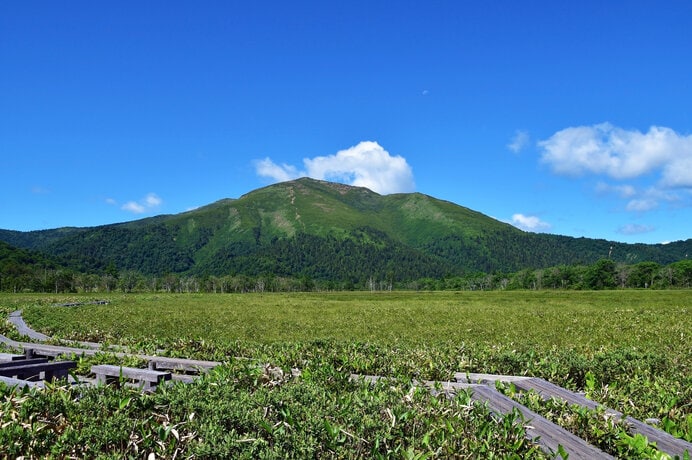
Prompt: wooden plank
<box><xmin>22</xmin><ymin>343</ymin><xmax>99</xmax><ymax>358</ymax></box>
<box><xmin>0</xmin><ymin>360</ymin><xmax>76</xmax><ymax>381</ymax></box>
<box><xmin>8</xmin><ymin>310</ymin><xmax>51</xmax><ymax>341</ymax></box>
<box><xmin>91</xmin><ymin>364</ymin><xmax>171</xmax><ymax>391</ymax></box>
<box><xmin>18</xmin><ymin>342</ymin><xmax>218</xmax><ymax>371</ymax></box>
<box><xmin>0</xmin><ymin>352</ymin><xmax>25</xmax><ymax>362</ymax></box>
<box><xmin>0</xmin><ymin>375</ymin><xmax>45</xmax><ymax>389</ymax></box>
<box><xmin>468</xmin><ymin>384</ymin><xmax>614</xmax><ymax>459</ymax></box>
<box><xmin>146</xmin><ymin>356</ymin><xmax>220</xmax><ymax>373</ymax></box>
<box><xmin>351</xmin><ymin>375</ymin><xmax>613</xmax><ymax>459</ymax></box>
<box><xmin>455</xmin><ymin>372</ymin><xmax>532</xmax><ymax>384</ymax></box>
<box><xmin>514</xmin><ymin>377</ymin><xmax>692</xmax><ymax>458</ymax></box>
<box><xmin>0</xmin><ymin>358</ymin><xmax>49</xmax><ymax>368</ymax></box>
<box><xmin>7</xmin><ymin>340</ymin><xmax>220</xmax><ymax>376</ymax></box>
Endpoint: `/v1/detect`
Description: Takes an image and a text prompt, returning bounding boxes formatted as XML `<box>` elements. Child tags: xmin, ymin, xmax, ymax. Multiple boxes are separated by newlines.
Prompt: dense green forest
<box><xmin>2</xmin><ymin>234</ymin><xmax>691</xmax><ymax>293</ymax></box>
<box><xmin>1</xmin><ymin>178</ymin><xmax>690</xmax><ymax>292</ymax></box>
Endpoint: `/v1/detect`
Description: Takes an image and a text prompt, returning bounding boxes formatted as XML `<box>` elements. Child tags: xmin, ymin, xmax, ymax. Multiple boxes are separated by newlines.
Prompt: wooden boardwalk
<box><xmin>3</xmin><ymin>310</ymin><xmax>690</xmax><ymax>458</ymax></box>
<box><xmin>0</xmin><ymin>339</ymin><xmax>220</xmax><ymax>392</ymax></box>
<box><xmin>354</xmin><ymin>373</ymin><xmax>691</xmax><ymax>459</ymax></box>
<box><xmin>455</xmin><ymin>372</ymin><xmax>692</xmax><ymax>458</ymax></box>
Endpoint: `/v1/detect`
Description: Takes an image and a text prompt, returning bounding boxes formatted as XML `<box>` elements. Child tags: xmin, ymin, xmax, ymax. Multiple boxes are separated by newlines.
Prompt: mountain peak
<box><xmin>287</xmin><ymin>177</ymin><xmax>380</xmax><ymax>196</ymax></box>
<box><xmin>1</xmin><ymin>179</ymin><xmax>689</xmax><ymax>279</ymax></box>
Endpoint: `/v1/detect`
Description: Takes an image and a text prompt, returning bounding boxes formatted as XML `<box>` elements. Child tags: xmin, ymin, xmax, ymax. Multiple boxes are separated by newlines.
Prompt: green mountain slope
<box><xmin>1</xmin><ymin>178</ymin><xmax>690</xmax><ymax>280</ymax></box>
<box><xmin>0</xmin><ymin>240</ymin><xmax>68</xmax><ymax>291</ymax></box>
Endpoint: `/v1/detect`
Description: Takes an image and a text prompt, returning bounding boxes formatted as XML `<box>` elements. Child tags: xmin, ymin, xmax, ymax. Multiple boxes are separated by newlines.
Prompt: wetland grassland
<box><xmin>1</xmin><ymin>290</ymin><xmax>690</xmax><ymax>458</ymax></box>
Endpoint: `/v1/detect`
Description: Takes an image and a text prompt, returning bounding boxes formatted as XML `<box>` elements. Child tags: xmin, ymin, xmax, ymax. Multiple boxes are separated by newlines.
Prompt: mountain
<box><xmin>0</xmin><ymin>240</ymin><xmax>67</xmax><ymax>291</ymax></box>
<box><xmin>1</xmin><ymin>178</ymin><xmax>690</xmax><ymax>282</ymax></box>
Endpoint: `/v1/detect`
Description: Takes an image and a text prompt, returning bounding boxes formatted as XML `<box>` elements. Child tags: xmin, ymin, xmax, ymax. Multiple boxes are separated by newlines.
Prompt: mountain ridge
<box><xmin>0</xmin><ymin>178</ymin><xmax>689</xmax><ymax>280</ymax></box>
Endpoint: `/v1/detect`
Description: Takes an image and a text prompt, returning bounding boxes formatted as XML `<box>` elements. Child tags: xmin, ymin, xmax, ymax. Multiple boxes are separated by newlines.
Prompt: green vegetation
<box><xmin>2</xmin><ymin>179</ymin><xmax>690</xmax><ymax>284</ymax></box>
<box><xmin>14</xmin><ymin>291</ymin><xmax>690</xmax><ymax>351</ymax></box>
<box><xmin>1</xmin><ymin>291</ymin><xmax>690</xmax><ymax>458</ymax></box>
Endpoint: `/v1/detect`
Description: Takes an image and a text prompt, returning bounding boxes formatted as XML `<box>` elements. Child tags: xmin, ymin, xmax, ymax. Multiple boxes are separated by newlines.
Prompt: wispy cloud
<box><xmin>255</xmin><ymin>159</ymin><xmax>300</xmax><ymax>183</ymax></box>
<box><xmin>31</xmin><ymin>186</ymin><xmax>50</xmax><ymax>194</ymax></box>
<box><xmin>617</xmin><ymin>223</ymin><xmax>655</xmax><ymax>235</ymax></box>
<box><xmin>112</xmin><ymin>193</ymin><xmax>163</xmax><ymax>214</ymax></box>
<box><xmin>625</xmin><ymin>198</ymin><xmax>658</xmax><ymax>212</ymax></box>
<box><xmin>595</xmin><ymin>182</ymin><xmax>637</xmax><ymax>198</ymax></box>
<box><xmin>510</xmin><ymin>213</ymin><xmax>551</xmax><ymax>232</ymax></box>
<box><xmin>507</xmin><ymin>130</ymin><xmax>530</xmax><ymax>153</ymax></box>
<box><xmin>255</xmin><ymin>141</ymin><xmax>415</xmax><ymax>194</ymax></box>
<box><xmin>596</xmin><ymin>182</ymin><xmax>680</xmax><ymax>212</ymax></box>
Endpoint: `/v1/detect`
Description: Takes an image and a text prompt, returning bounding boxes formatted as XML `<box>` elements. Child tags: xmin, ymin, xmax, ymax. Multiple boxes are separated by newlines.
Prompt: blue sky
<box><xmin>1</xmin><ymin>1</ymin><xmax>691</xmax><ymax>244</ymax></box>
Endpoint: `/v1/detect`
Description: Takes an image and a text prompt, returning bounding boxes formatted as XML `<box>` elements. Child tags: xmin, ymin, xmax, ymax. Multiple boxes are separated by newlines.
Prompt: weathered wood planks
<box><xmin>352</xmin><ymin>374</ymin><xmax>614</xmax><ymax>459</ymax></box>
<box><xmin>512</xmin><ymin>376</ymin><xmax>692</xmax><ymax>458</ymax></box>
<box><xmin>0</xmin><ymin>360</ymin><xmax>76</xmax><ymax>381</ymax></box>
<box><xmin>0</xmin><ymin>375</ymin><xmax>45</xmax><ymax>389</ymax></box>
<box><xmin>91</xmin><ymin>364</ymin><xmax>172</xmax><ymax>391</ymax></box>
<box><xmin>454</xmin><ymin>372</ymin><xmax>692</xmax><ymax>458</ymax></box>
<box><xmin>0</xmin><ymin>352</ymin><xmax>26</xmax><ymax>362</ymax></box>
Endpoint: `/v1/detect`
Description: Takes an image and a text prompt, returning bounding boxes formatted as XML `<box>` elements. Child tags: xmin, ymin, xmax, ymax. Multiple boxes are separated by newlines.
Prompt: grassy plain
<box><xmin>1</xmin><ymin>290</ymin><xmax>691</xmax><ymax>458</ymax></box>
<box><xmin>13</xmin><ymin>290</ymin><xmax>690</xmax><ymax>350</ymax></box>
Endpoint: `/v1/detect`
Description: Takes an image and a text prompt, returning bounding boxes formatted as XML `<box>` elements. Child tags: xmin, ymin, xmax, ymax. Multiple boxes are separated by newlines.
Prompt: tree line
<box><xmin>2</xmin><ymin>257</ymin><xmax>691</xmax><ymax>293</ymax></box>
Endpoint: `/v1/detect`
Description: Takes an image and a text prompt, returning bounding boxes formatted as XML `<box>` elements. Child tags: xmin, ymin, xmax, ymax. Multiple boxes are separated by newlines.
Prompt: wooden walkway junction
<box><xmin>1</xmin><ymin>310</ymin><xmax>221</xmax><ymax>392</ymax></box>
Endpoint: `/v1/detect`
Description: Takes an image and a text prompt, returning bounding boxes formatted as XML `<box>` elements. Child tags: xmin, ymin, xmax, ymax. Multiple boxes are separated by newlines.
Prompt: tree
<box><xmin>627</xmin><ymin>262</ymin><xmax>660</xmax><ymax>288</ymax></box>
<box><xmin>670</xmin><ymin>260</ymin><xmax>692</xmax><ymax>287</ymax></box>
<box><xmin>585</xmin><ymin>259</ymin><xmax>617</xmax><ymax>290</ymax></box>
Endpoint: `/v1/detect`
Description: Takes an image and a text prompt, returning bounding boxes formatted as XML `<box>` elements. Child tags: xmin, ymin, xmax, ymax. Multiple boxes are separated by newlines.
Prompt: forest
<box><xmin>2</xmin><ymin>234</ymin><xmax>691</xmax><ymax>294</ymax></box>
<box><xmin>1</xmin><ymin>179</ymin><xmax>691</xmax><ymax>294</ymax></box>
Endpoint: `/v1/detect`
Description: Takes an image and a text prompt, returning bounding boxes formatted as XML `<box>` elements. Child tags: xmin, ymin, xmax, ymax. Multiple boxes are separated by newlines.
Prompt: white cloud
<box><xmin>121</xmin><ymin>193</ymin><xmax>162</xmax><ymax>214</ymax></box>
<box><xmin>625</xmin><ymin>198</ymin><xmax>658</xmax><ymax>212</ymax></box>
<box><xmin>510</xmin><ymin>213</ymin><xmax>552</xmax><ymax>232</ymax></box>
<box><xmin>507</xmin><ymin>130</ymin><xmax>530</xmax><ymax>153</ymax></box>
<box><xmin>143</xmin><ymin>193</ymin><xmax>162</xmax><ymax>207</ymax></box>
<box><xmin>255</xmin><ymin>141</ymin><xmax>415</xmax><ymax>195</ymax></box>
<box><xmin>617</xmin><ymin>223</ymin><xmax>655</xmax><ymax>235</ymax></box>
<box><xmin>663</xmin><ymin>154</ymin><xmax>692</xmax><ymax>188</ymax></box>
<box><xmin>538</xmin><ymin>123</ymin><xmax>692</xmax><ymax>184</ymax></box>
<box><xmin>540</xmin><ymin>123</ymin><xmax>692</xmax><ymax>213</ymax></box>
<box><xmin>595</xmin><ymin>182</ymin><xmax>637</xmax><ymax>198</ymax></box>
<box><xmin>255</xmin><ymin>158</ymin><xmax>299</xmax><ymax>183</ymax></box>
<box><xmin>122</xmin><ymin>201</ymin><xmax>146</xmax><ymax>213</ymax></box>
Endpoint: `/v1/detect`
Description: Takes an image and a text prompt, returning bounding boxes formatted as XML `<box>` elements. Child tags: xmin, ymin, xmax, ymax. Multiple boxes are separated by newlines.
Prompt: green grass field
<box><xmin>12</xmin><ymin>290</ymin><xmax>690</xmax><ymax>349</ymax></box>
<box><xmin>1</xmin><ymin>291</ymin><xmax>690</xmax><ymax>458</ymax></box>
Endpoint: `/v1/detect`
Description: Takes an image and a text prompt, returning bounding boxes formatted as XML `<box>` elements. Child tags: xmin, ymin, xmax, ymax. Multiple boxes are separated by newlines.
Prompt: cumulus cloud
<box><xmin>255</xmin><ymin>141</ymin><xmax>415</xmax><ymax>194</ymax></box>
<box><xmin>511</xmin><ymin>213</ymin><xmax>552</xmax><ymax>232</ymax></box>
<box><xmin>617</xmin><ymin>223</ymin><xmax>655</xmax><ymax>235</ymax></box>
<box><xmin>539</xmin><ymin>123</ymin><xmax>692</xmax><ymax>213</ymax></box>
<box><xmin>120</xmin><ymin>193</ymin><xmax>162</xmax><ymax>214</ymax></box>
<box><xmin>538</xmin><ymin>123</ymin><xmax>692</xmax><ymax>185</ymax></box>
<box><xmin>507</xmin><ymin>130</ymin><xmax>530</xmax><ymax>153</ymax></box>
